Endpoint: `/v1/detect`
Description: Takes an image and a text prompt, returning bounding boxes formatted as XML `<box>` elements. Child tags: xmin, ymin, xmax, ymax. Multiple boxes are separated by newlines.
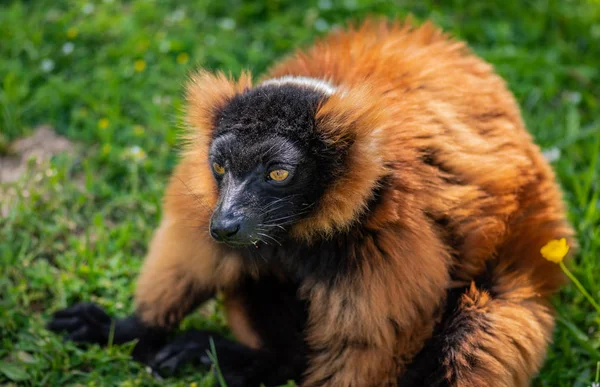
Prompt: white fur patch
<box><xmin>261</xmin><ymin>76</ymin><xmax>337</xmax><ymax>95</ymax></box>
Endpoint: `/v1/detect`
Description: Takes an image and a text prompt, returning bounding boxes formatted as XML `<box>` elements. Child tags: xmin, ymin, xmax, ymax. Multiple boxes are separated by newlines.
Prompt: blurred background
<box><xmin>0</xmin><ymin>0</ymin><xmax>599</xmax><ymax>386</ymax></box>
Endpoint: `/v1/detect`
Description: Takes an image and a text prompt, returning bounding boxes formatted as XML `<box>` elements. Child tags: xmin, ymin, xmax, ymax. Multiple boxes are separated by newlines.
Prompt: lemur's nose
<box><xmin>210</xmin><ymin>217</ymin><xmax>241</xmax><ymax>241</ymax></box>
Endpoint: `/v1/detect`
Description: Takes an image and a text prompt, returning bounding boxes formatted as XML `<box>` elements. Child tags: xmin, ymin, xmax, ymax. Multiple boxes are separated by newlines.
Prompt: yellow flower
<box><xmin>66</xmin><ymin>27</ymin><xmax>78</xmax><ymax>39</ymax></box>
<box><xmin>540</xmin><ymin>238</ymin><xmax>569</xmax><ymax>263</ymax></box>
<box><xmin>137</xmin><ymin>39</ymin><xmax>150</xmax><ymax>52</ymax></box>
<box><xmin>98</xmin><ymin>118</ymin><xmax>110</xmax><ymax>129</ymax></box>
<box><xmin>133</xmin><ymin>125</ymin><xmax>145</xmax><ymax>136</ymax></box>
<box><xmin>134</xmin><ymin>59</ymin><xmax>146</xmax><ymax>72</ymax></box>
<box><xmin>189</xmin><ymin>383</ymin><xmax>197</xmax><ymax>387</ymax></box>
<box><xmin>177</xmin><ymin>52</ymin><xmax>189</xmax><ymax>64</ymax></box>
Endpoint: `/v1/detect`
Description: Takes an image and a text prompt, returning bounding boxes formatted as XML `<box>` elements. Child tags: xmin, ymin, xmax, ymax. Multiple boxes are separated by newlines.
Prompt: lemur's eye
<box><xmin>268</xmin><ymin>169</ymin><xmax>289</xmax><ymax>182</ymax></box>
<box><xmin>212</xmin><ymin>162</ymin><xmax>225</xmax><ymax>175</ymax></box>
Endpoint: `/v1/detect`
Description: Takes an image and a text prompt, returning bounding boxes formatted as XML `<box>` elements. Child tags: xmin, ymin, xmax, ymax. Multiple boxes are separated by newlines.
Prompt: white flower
<box><xmin>251</xmin><ymin>41</ymin><xmax>264</xmax><ymax>51</ymax></box>
<box><xmin>82</xmin><ymin>3</ymin><xmax>95</xmax><ymax>14</ymax></box>
<box><xmin>62</xmin><ymin>42</ymin><xmax>74</xmax><ymax>55</ymax></box>
<box><xmin>343</xmin><ymin>0</ymin><xmax>358</xmax><ymax>10</ymax></box>
<box><xmin>159</xmin><ymin>40</ymin><xmax>171</xmax><ymax>53</ymax></box>
<box><xmin>219</xmin><ymin>18</ymin><xmax>236</xmax><ymax>30</ymax></box>
<box><xmin>315</xmin><ymin>18</ymin><xmax>329</xmax><ymax>32</ymax></box>
<box><xmin>318</xmin><ymin>0</ymin><xmax>332</xmax><ymax>9</ymax></box>
<box><xmin>127</xmin><ymin>145</ymin><xmax>147</xmax><ymax>162</ymax></box>
<box><xmin>204</xmin><ymin>35</ymin><xmax>216</xmax><ymax>46</ymax></box>
<box><xmin>542</xmin><ymin>147</ymin><xmax>561</xmax><ymax>163</ymax></box>
<box><xmin>563</xmin><ymin>91</ymin><xmax>582</xmax><ymax>105</ymax></box>
<box><xmin>591</xmin><ymin>24</ymin><xmax>600</xmax><ymax>39</ymax></box>
<box><xmin>40</xmin><ymin>59</ymin><xmax>55</xmax><ymax>72</ymax></box>
<box><xmin>171</xmin><ymin>8</ymin><xmax>186</xmax><ymax>22</ymax></box>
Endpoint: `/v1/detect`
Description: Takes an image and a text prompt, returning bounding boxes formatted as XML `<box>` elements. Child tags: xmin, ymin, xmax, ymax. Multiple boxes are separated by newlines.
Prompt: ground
<box><xmin>0</xmin><ymin>0</ymin><xmax>599</xmax><ymax>386</ymax></box>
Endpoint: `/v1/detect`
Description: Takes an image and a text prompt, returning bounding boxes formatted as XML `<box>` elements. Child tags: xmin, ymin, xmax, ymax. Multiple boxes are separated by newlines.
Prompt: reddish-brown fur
<box><xmin>134</xmin><ymin>19</ymin><xmax>573</xmax><ymax>386</ymax></box>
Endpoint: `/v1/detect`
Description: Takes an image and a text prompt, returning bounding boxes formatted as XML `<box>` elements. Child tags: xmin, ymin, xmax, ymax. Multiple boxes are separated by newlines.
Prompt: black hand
<box><xmin>47</xmin><ymin>302</ymin><xmax>169</xmax><ymax>364</ymax></box>
<box><xmin>149</xmin><ymin>330</ymin><xmax>257</xmax><ymax>385</ymax></box>
<box><xmin>46</xmin><ymin>302</ymin><xmax>114</xmax><ymax>344</ymax></box>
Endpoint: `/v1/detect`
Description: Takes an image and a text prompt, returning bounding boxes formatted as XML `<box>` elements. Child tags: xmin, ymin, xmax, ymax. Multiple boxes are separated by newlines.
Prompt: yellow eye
<box><xmin>269</xmin><ymin>169</ymin><xmax>289</xmax><ymax>182</ymax></box>
<box><xmin>212</xmin><ymin>162</ymin><xmax>225</xmax><ymax>175</ymax></box>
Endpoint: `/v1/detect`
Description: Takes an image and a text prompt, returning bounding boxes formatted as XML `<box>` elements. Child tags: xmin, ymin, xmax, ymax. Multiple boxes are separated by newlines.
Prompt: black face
<box><xmin>207</xmin><ymin>83</ymin><xmax>344</xmax><ymax>247</ymax></box>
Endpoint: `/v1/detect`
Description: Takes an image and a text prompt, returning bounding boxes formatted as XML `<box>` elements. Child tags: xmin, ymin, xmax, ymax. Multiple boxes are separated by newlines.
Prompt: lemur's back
<box><xmin>269</xmin><ymin>18</ymin><xmax>572</xmax><ymax>287</ymax></box>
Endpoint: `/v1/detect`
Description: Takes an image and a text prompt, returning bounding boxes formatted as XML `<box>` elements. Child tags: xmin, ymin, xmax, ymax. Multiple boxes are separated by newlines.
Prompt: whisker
<box><xmin>261</xmin><ymin>205</ymin><xmax>286</xmax><ymax>216</ymax></box>
<box><xmin>260</xmin><ymin>194</ymin><xmax>300</xmax><ymax>211</ymax></box>
<box><xmin>256</xmin><ymin>223</ymin><xmax>286</xmax><ymax>232</ymax></box>
<box><xmin>254</xmin><ymin>248</ymin><xmax>268</xmax><ymax>263</ymax></box>
<box><xmin>248</xmin><ymin>239</ymin><xmax>269</xmax><ymax>263</ymax></box>
<box><xmin>175</xmin><ymin>176</ymin><xmax>213</xmax><ymax>213</ymax></box>
<box><xmin>266</xmin><ymin>210</ymin><xmax>310</xmax><ymax>223</ymax></box>
<box><xmin>257</xmin><ymin>232</ymin><xmax>282</xmax><ymax>246</ymax></box>
<box><xmin>262</xmin><ymin>220</ymin><xmax>297</xmax><ymax>228</ymax></box>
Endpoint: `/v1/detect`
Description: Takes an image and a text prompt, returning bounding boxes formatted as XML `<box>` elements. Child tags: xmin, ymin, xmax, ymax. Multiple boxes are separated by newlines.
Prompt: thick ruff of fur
<box><xmin>134</xmin><ymin>19</ymin><xmax>574</xmax><ymax>386</ymax></box>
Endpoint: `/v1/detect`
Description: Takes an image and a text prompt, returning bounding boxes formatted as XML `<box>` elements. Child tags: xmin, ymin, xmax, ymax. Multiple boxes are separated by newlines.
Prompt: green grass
<box><xmin>1</xmin><ymin>0</ymin><xmax>599</xmax><ymax>385</ymax></box>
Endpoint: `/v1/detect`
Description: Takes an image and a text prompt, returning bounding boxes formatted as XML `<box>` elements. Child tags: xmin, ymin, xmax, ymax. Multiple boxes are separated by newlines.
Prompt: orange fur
<box><xmin>300</xmin><ymin>223</ymin><xmax>451</xmax><ymax>385</ymax></box>
<box><xmin>223</xmin><ymin>292</ymin><xmax>263</xmax><ymax>350</ymax></box>
<box><xmin>133</xmin><ymin>18</ymin><xmax>573</xmax><ymax>386</ymax></box>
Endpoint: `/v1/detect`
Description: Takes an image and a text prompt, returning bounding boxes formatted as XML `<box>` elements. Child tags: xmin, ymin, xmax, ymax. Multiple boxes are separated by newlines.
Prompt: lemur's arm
<box><xmin>47</xmin><ymin>214</ymin><xmax>242</xmax><ymax>362</ymax></box>
<box><xmin>133</xmin><ymin>217</ymin><xmax>220</xmax><ymax>328</ymax></box>
<box><xmin>48</xmin><ymin>157</ymin><xmax>245</xmax><ymax>367</ymax></box>
<box><xmin>45</xmin><ymin>220</ymin><xmax>209</xmax><ymax>361</ymax></box>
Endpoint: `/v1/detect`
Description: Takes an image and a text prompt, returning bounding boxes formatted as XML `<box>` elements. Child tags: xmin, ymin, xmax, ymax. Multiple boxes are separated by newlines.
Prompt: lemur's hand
<box><xmin>47</xmin><ymin>302</ymin><xmax>114</xmax><ymax>345</ymax></box>
<box><xmin>48</xmin><ymin>303</ymin><xmax>169</xmax><ymax>364</ymax></box>
<box><xmin>149</xmin><ymin>330</ymin><xmax>253</xmax><ymax>386</ymax></box>
<box><xmin>149</xmin><ymin>330</ymin><xmax>215</xmax><ymax>373</ymax></box>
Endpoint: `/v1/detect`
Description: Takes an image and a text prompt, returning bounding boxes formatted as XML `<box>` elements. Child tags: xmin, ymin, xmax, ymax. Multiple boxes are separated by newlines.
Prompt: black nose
<box><xmin>210</xmin><ymin>219</ymin><xmax>241</xmax><ymax>241</ymax></box>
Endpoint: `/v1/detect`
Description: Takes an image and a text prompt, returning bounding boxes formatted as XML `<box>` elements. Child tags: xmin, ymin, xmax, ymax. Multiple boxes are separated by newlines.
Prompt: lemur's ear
<box><xmin>315</xmin><ymin>84</ymin><xmax>386</xmax><ymax>148</ymax></box>
<box><xmin>183</xmin><ymin>70</ymin><xmax>253</xmax><ymax>151</ymax></box>
<box><xmin>290</xmin><ymin>85</ymin><xmax>389</xmax><ymax>242</ymax></box>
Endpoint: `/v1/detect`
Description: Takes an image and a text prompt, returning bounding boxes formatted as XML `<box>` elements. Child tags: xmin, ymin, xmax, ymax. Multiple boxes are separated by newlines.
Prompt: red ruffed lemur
<box><xmin>48</xmin><ymin>18</ymin><xmax>574</xmax><ymax>386</ymax></box>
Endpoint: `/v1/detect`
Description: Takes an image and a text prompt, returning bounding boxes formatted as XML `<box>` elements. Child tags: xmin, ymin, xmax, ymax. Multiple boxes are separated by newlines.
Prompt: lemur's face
<box><xmin>208</xmin><ymin>133</ymin><xmax>317</xmax><ymax>247</ymax></box>
<box><xmin>207</xmin><ymin>83</ymin><xmax>340</xmax><ymax>247</ymax></box>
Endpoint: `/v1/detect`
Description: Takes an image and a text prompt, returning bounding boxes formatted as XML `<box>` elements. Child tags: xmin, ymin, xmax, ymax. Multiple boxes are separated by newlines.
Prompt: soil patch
<box><xmin>0</xmin><ymin>126</ymin><xmax>74</xmax><ymax>183</ymax></box>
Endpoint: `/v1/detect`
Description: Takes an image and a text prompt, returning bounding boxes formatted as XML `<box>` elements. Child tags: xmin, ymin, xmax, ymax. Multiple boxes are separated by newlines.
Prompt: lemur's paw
<box><xmin>149</xmin><ymin>330</ymin><xmax>251</xmax><ymax>386</ymax></box>
<box><xmin>150</xmin><ymin>330</ymin><xmax>213</xmax><ymax>373</ymax></box>
<box><xmin>47</xmin><ymin>302</ymin><xmax>113</xmax><ymax>345</ymax></box>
